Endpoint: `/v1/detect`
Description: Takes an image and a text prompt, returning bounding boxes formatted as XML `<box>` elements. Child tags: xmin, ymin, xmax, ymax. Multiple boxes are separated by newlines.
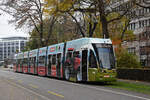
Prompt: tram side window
<box><xmin>89</xmin><ymin>50</ymin><xmax>97</xmax><ymax>68</ymax></box>
<box><xmin>52</xmin><ymin>55</ymin><xmax>56</xmax><ymax>65</ymax></box>
<box><xmin>20</xmin><ymin>59</ymin><xmax>22</xmax><ymax>66</ymax></box>
<box><xmin>18</xmin><ymin>59</ymin><xmax>20</xmax><ymax>66</ymax></box>
<box><xmin>23</xmin><ymin>58</ymin><xmax>27</xmax><ymax>66</ymax></box>
<box><xmin>39</xmin><ymin>56</ymin><xmax>45</xmax><ymax>65</ymax></box>
<box><xmin>66</xmin><ymin>52</ymin><xmax>72</xmax><ymax>60</ymax></box>
<box><xmin>48</xmin><ymin>55</ymin><xmax>52</xmax><ymax>65</ymax></box>
<box><xmin>57</xmin><ymin>53</ymin><xmax>61</xmax><ymax>63</ymax></box>
<box><xmin>33</xmin><ymin>57</ymin><xmax>36</xmax><ymax>66</ymax></box>
<box><xmin>73</xmin><ymin>51</ymin><xmax>80</xmax><ymax>58</ymax></box>
<box><xmin>66</xmin><ymin>52</ymin><xmax>73</xmax><ymax>66</ymax></box>
<box><xmin>30</xmin><ymin>57</ymin><xmax>33</xmax><ymax>66</ymax></box>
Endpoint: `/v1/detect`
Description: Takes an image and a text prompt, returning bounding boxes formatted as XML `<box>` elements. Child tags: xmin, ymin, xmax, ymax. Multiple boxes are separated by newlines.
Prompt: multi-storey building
<box><xmin>126</xmin><ymin>5</ymin><xmax>150</xmax><ymax>67</ymax></box>
<box><xmin>0</xmin><ymin>37</ymin><xmax>28</xmax><ymax>61</ymax></box>
<box><xmin>111</xmin><ymin>0</ymin><xmax>150</xmax><ymax>67</ymax></box>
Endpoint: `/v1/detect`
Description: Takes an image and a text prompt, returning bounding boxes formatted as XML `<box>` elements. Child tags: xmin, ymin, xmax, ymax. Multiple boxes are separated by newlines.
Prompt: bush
<box><xmin>116</xmin><ymin>48</ymin><xmax>141</xmax><ymax>68</ymax></box>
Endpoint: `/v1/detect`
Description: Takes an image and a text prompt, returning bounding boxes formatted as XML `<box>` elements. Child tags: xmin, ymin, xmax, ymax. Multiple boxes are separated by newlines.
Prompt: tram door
<box><xmin>48</xmin><ymin>55</ymin><xmax>52</xmax><ymax>75</ymax></box>
<box><xmin>17</xmin><ymin>59</ymin><xmax>20</xmax><ymax>72</ymax></box>
<box><xmin>20</xmin><ymin>59</ymin><xmax>22</xmax><ymax>72</ymax></box>
<box><xmin>57</xmin><ymin>53</ymin><xmax>61</xmax><ymax>77</ymax></box>
<box><xmin>82</xmin><ymin>50</ymin><xmax>88</xmax><ymax>81</ymax></box>
<box><xmin>33</xmin><ymin>57</ymin><xmax>37</xmax><ymax>74</ymax></box>
<box><xmin>28</xmin><ymin>58</ymin><xmax>31</xmax><ymax>73</ymax></box>
<box><xmin>51</xmin><ymin>54</ymin><xmax>57</xmax><ymax>77</ymax></box>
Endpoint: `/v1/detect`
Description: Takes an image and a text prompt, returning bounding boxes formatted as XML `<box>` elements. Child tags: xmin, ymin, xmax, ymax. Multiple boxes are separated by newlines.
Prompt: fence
<box><xmin>117</xmin><ymin>68</ymin><xmax>150</xmax><ymax>82</ymax></box>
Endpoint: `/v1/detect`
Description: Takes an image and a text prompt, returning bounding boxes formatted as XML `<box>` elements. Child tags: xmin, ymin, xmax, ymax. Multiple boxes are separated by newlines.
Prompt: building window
<box><xmin>139</xmin><ymin>21</ymin><xmax>141</xmax><ymax>28</ymax></box>
<box><xmin>133</xmin><ymin>23</ymin><xmax>136</xmax><ymax>30</ymax></box>
<box><xmin>143</xmin><ymin>20</ymin><xmax>145</xmax><ymax>27</ymax></box>
<box><xmin>145</xmin><ymin>20</ymin><xmax>148</xmax><ymax>26</ymax></box>
<box><xmin>128</xmin><ymin>47</ymin><xmax>136</xmax><ymax>54</ymax></box>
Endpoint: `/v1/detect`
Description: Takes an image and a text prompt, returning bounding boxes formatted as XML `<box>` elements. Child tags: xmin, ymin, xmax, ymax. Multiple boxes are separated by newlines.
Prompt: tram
<box><xmin>14</xmin><ymin>38</ymin><xmax>116</xmax><ymax>82</ymax></box>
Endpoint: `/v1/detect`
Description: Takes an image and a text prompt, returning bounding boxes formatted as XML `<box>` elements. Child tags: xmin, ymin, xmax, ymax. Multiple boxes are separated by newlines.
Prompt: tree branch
<box><xmin>68</xmin><ymin>12</ymin><xmax>85</xmax><ymax>37</ymax></box>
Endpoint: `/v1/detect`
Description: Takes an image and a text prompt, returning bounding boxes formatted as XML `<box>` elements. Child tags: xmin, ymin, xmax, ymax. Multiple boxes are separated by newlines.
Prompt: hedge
<box><xmin>117</xmin><ymin>68</ymin><xmax>150</xmax><ymax>82</ymax></box>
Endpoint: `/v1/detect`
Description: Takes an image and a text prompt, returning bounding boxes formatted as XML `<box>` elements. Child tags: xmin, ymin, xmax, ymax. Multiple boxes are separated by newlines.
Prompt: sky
<box><xmin>0</xmin><ymin>11</ymin><xmax>29</xmax><ymax>38</ymax></box>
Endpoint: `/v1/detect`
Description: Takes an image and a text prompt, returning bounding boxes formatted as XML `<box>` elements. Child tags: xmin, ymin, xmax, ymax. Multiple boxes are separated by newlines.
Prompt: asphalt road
<box><xmin>0</xmin><ymin>69</ymin><xmax>150</xmax><ymax>100</ymax></box>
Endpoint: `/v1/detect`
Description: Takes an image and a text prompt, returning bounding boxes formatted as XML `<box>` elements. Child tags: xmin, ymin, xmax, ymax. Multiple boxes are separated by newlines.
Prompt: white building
<box><xmin>111</xmin><ymin>0</ymin><xmax>150</xmax><ymax>67</ymax></box>
<box><xmin>0</xmin><ymin>37</ymin><xmax>28</xmax><ymax>61</ymax></box>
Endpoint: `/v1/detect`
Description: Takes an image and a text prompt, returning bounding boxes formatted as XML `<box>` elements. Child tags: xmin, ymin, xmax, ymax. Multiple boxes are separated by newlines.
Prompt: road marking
<box><xmin>29</xmin><ymin>84</ymin><xmax>38</xmax><ymax>89</ymax></box>
<box><xmin>50</xmin><ymin>79</ymin><xmax>150</xmax><ymax>100</ymax></box>
<box><xmin>73</xmin><ymin>83</ymin><xmax>150</xmax><ymax>100</ymax></box>
<box><xmin>17</xmin><ymin>80</ymin><xmax>23</xmax><ymax>83</ymax></box>
<box><xmin>86</xmin><ymin>86</ymin><xmax>150</xmax><ymax>100</ymax></box>
<box><xmin>4</xmin><ymin>79</ymin><xmax>51</xmax><ymax>100</ymax></box>
<box><xmin>10</xmin><ymin>77</ymin><xmax>14</xmax><ymax>80</ymax></box>
<box><xmin>48</xmin><ymin>91</ymin><xmax>64</xmax><ymax>98</ymax></box>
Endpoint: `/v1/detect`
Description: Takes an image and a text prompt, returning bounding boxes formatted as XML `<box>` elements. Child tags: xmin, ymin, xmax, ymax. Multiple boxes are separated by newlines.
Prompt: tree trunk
<box><xmin>89</xmin><ymin>22</ymin><xmax>97</xmax><ymax>37</ymax></box>
<box><xmin>101</xmin><ymin>15</ymin><xmax>109</xmax><ymax>38</ymax></box>
<box><xmin>98</xmin><ymin>0</ymin><xmax>109</xmax><ymax>38</ymax></box>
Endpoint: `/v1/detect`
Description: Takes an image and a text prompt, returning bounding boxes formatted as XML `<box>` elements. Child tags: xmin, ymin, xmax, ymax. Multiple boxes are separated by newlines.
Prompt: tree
<box><xmin>44</xmin><ymin>0</ymin><xmax>137</xmax><ymax>39</ymax></box>
<box><xmin>116</xmin><ymin>47</ymin><xmax>141</xmax><ymax>68</ymax></box>
<box><xmin>134</xmin><ymin>0</ymin><xmax>150</xmax><ymax>8</ymax></box>
<box><xmin>0</xmin><ymin>0</ymin><xmax>57</xmax><ymax>47</ymax></box>
<box><xmin>26</xmin><ymin>16</ymin><xmax>80</xmax><ymax>50</ymax></box>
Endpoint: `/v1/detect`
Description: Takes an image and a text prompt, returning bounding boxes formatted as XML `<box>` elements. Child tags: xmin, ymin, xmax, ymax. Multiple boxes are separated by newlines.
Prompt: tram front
<box><xmin>88</xmin><ymin>39</ymin><xmax>116</xmax><ymax>82</ymax></box>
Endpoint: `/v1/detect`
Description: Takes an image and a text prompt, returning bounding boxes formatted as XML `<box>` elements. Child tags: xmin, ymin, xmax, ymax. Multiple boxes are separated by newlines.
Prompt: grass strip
<box><xmin>107</xmin><ymin>81</ymin><xmax>150</xmax><ymax>95</ymax></box>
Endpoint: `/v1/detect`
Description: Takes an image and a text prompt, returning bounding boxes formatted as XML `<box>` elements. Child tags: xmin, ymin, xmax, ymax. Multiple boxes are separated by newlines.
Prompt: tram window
<box><xmin>30</xmin><ymin>57</ymin><xmax>34</xmax><ymax>66</ymax></box>
<box><xmin>23</xmin><ymin>58</ymin><xmax>27</xmax><ymax>66</ymax></box>
<box><xmin>66</xmin><ymin>52</ymin><xmax>72</xmax><ymax>59</ymax></box>
<box><xmin>57</xmin><ymin>53</ymin><xmax>61</xmax><ymax>62</ymax></box>
<box><xmin>48</xmin><ymin>55</ymin><xmax>52</xmax><ymax>64</ymax></box>
<box><xmin>29</xmin><ymin>57</ymin><xmax>32</xmax><ymax>65</ymax></box>
<box><xmin>20</xmin><ymin>59</ymin><xmax>22</xmax><ymax>67</ymax></box>
<box><xmin>33</xmin><ymin>57</ymin><xmax>36</xmax><ymax>65</ymax></box>
<box><xmin>52</xmin><ymin>55</ymin><xmax>56</xmax><ymax>65</ymax></box>
<box><xmin>89</xmin><ymin>50</ymin><xmax>97</xmax><ymax>68</ymax></box>
<box><xmin>39</xmin><ymin>56</ymin><xmax>45</xmax><ymax>64</ymax></box>
<box><xmin>18</xmin><ymin>59</ymin><xmax>21</xmax><ymax>65</ymax></box>
<box><xmin>73</xmin><ymin>51</ymin><xmax>80</xmax><ymax>58</ymax></box>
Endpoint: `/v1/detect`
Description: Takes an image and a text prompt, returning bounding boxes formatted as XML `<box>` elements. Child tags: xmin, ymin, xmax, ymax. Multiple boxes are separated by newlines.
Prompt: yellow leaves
<box><xmin>58</xmin><ymin>0</ymin><xmax>74</xmax><ymax>11</ymax></box>
<box><xmin>44</xmin><ymin>0</ymin><xmax>75</xmax><ymax>16</ymax></box>
<box><xmin>124</xmin><ymin>30</ymin><xmax>135</xmax><ymax>41</ymax></box>
<box><xmin>44</xmin><ymin>0</ymin><xmax>58</xmax><ymax>7</ymax></box>
<box><xmin>107</xmin><ymin>12</ymin><xmax>120</xmax><ymax>21</ymax></box>
<box><xmin>105</xmin><ymin>0</ymin><xmax>111</xmax><ymax>4</ymax></box>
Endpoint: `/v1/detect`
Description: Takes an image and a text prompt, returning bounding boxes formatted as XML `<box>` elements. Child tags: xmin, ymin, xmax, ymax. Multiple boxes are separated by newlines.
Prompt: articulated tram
<box><xmin>13</xmin><ymin>38</ymin><xmax>116</xmax><ymax>82</ymax></box>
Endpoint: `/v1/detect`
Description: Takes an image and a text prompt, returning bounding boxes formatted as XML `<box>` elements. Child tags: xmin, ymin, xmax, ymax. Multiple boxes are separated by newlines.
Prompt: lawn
<box><xmin>107</xmin><ymin>81</ymin><xmax>150</xmax><ymax>95</ymax></box>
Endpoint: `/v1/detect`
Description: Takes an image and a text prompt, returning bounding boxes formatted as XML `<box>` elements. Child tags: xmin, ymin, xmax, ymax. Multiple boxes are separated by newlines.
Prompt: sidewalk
<box><xmin>118</xmin><ymin>79</ymin><xmax>150</xmax><ymax>86</ymax></box>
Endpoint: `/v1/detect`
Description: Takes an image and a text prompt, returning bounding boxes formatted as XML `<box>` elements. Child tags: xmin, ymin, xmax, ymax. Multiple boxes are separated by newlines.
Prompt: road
<box><xmin>0</xmin><ymin>69</ymin><xmax>150</xmax><ymax>100</ymax></box>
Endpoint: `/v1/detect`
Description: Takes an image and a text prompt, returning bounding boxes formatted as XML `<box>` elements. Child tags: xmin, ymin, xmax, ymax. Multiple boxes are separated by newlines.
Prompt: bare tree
<box><xmin>0</xmin><ymin>0</ymin><xmax>57</xmax><ymax>47</ymax></box>
<box><xmin>134</xmin><ymin>0</ymin><xmax>150</xmax><ymax>8</ymax></box>
<box><xmin>54</xmin><ymin>0</ymin><xmax>137</xmax><ymax>38</ymax></box>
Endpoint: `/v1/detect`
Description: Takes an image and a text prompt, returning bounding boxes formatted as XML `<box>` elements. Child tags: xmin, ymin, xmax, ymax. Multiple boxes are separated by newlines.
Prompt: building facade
<box><xmin>111</xmin><ymin>0</ymin><xmax>150</xmax><ymax>67</ymax></box>
<box><xmin>126</xmin><ymin>3</ymin><xmax>150</xmax><ymax>67</ymax></box>
<box><xmin>0</xmin><ymin>37</ymin><xmax>28</xmax><ymax>61</ymax></box>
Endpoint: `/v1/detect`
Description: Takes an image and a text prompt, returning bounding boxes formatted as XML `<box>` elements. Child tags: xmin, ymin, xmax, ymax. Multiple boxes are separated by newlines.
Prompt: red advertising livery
<box><xmin>13</xmin><ymin>38</ymin><xmax>116</xmax><ymax>82</ymax></box>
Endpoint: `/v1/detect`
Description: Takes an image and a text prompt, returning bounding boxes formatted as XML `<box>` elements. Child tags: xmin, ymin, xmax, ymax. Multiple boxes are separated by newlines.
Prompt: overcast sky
<box><xmin>0</xmin><ymin>11</ymin><xmax>29</xmax><ymax>38</ymax></box>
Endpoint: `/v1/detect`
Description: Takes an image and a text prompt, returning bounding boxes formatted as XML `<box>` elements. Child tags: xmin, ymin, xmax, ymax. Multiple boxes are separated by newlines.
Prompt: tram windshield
<box><xmin>93</xmin><ymin>44</ymin><xmax>115</xmax><ymax>69</ymax></box>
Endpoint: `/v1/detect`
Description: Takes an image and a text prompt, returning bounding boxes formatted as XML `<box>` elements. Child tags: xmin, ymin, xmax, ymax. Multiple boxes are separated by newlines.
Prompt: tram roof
<box><xmin>29</xmin><ymin>49</ymin><xmax>38</xmax><ymax>57</ymax></box>
<box><xmin>67</xmin><ymin>38</ymin><xmax>112</xmax><ymax>44</ymax></box>
<box><xmin>17</xmin><ymin>52</ymin><xmax>24</xmax><ymax>59</ymax></box>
